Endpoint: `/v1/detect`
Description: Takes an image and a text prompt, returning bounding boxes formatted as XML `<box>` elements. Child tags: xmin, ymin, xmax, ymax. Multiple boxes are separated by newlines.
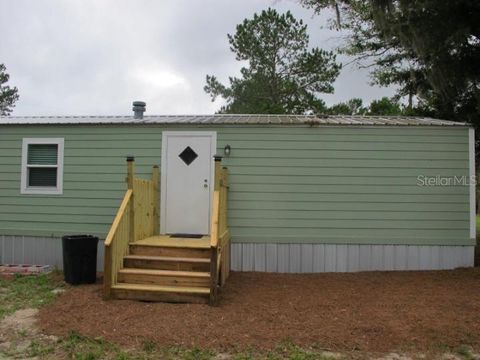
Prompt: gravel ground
<box><xmin>38</xmin><ymin>269</ymin><xmax>480</xmax><ymax>356</ymax></box>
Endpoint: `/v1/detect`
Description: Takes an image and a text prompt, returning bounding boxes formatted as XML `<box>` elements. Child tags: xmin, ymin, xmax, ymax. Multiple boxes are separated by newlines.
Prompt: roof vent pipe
<box><xmin>132</xmin><ymin>101</ymin><xmax>146</xmax><ymax>119</ymax></box>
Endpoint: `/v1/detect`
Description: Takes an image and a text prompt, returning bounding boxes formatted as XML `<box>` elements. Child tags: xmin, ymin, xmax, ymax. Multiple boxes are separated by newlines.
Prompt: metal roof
<box><xmin>0</xmin><ymin>114</ymin><xmax>468</xmax><ymax>126</ymax></box>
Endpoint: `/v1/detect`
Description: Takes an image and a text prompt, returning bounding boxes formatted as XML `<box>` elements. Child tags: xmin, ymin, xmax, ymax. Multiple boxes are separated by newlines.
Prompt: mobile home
<box><xmin>0</xmin><ymin>107</ymin><xmax>475</xmax><ymax>302</ymax></box>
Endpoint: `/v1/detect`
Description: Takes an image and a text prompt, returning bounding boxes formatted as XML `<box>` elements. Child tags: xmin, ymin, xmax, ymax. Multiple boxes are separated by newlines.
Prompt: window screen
<box><xmin>27</xmin><ymin>144</ymin><xmax>58</xmax><ymax>187</ymax></box>
<box><xmin>27</xmin><ymin>144</ymin><xmax>58</xmax><ymax>165</ymax></box>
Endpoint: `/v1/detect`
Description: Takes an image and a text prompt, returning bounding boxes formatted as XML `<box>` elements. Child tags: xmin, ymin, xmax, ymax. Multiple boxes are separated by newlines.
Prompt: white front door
<box><xmin>160</xmin><ymin>132</ymin><xmax>216</xmax><ymax>235</ymax></box>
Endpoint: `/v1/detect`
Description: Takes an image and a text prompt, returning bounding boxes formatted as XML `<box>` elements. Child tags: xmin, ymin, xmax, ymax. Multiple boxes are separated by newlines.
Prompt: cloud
<box><xmin>132</xmin><ymin>65</ymin><xmax>189</xmax><ymax>90</ymax></box>
<box><xmin>0</xmin><ymin>0</ymin><xmax>396</xmax><ymax>116</ymax></box>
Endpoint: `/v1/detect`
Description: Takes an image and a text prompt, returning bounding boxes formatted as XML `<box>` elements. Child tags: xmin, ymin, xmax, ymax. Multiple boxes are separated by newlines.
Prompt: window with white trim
<box><xmin>21</xmin><ymin>138</ymin><xmax>64</xmax><ymax>195</ymax></box>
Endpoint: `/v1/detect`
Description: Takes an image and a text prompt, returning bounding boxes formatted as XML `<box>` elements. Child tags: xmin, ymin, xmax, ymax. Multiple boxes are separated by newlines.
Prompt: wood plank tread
<box><xmin>118</xmin><ymin>268</ymin><xmax>210</xmax><ymax>277</ymax></box>
<box><xmin>112</xmin><ymin>283</ymin><xmax>210</xmax><ymax>294</ymax></box>
<box><xmin>124</xmin><ymin>255</ymin><xmax>210</xmax><ymax>263</ymax></box>
<box><xmin>133</xmin><ymin>235</ymin><xmax>210</xmax><ymax>249</ymax></box>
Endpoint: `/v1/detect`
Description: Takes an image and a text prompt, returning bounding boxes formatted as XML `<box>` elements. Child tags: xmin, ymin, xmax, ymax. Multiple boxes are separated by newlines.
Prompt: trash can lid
<box><xmin>62</xmin><ymin>235</ymin><xmax>99</xmax><ymax>240</ymax></box>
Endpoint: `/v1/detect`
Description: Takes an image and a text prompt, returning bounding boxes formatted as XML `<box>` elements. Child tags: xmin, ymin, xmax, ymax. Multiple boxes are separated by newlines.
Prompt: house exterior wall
<box><xmin>0</xmin><ymin>124</ymin><xmax>474</xmax><ymax>270</ymax></box>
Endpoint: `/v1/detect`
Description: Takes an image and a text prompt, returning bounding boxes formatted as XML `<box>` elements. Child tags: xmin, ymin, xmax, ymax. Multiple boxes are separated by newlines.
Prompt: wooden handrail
<box><xmin>104</xmin><ymin>161</ymin><xmax>161</xmax><ymax>299</ymax></box>
<box><xmin>104</xmin><ymin>188</ymin><xmax>133</xmax><ymax>298</ymax></box>
<box><xmin>104</xmin><ymin>189</ymin><xmax>133</xmax><ymax>247</ymax></box>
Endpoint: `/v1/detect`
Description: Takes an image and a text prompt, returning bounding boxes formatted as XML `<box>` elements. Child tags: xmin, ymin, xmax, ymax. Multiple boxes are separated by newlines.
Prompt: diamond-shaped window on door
<box><xmin>178</xmin><ymin>146</ymin><xmax>198</xmax><ymax>165</ymax></box>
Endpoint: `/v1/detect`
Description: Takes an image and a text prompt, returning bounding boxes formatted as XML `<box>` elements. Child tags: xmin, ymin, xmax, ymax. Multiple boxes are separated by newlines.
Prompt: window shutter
<box><xmin>27</xmin><ymin>144</ymin><xmax>58</xmax><ymax>165</ymax></box>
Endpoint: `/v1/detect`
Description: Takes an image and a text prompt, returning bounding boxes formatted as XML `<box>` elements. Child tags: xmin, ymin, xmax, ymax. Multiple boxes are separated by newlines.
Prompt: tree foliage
<box><xmin>326</xmin><ymin>96</ymin><xmax>422</xmax><ymax>115</ymax></box>
<box><xmin>0</xmin><ymin>64</ymin><xmax>19</xmax><ymax>116</ymax></box>
<box><xmin>326</xmin><ymin>97</ymin><xmax>366</xmax><ymax>115</ymax></box>
<box><xmin>301</xmin><ymin>0</ymin><xmax>480</xmax><ymax>124</ymax></box>
<box><xmin>326</xmin><ymin>96</ymin><xmax>408</xmax><ymax>116</ymax></box>
<box><xmin>368</xmin><ymin>97</ymin><xmax>402</xmax><ymax>115</ymax></box>
<box><xmin>204</xmin><ymin>8</ymin><xmax>341</xmax><ymax>114</ymax></box>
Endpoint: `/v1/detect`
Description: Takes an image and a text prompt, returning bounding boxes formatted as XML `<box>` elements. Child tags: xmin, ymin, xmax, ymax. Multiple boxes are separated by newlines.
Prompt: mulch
<box><xmin>38</xmin><ymin>269</ymin><xmax>480</xmax><ymax>355</ymax></box>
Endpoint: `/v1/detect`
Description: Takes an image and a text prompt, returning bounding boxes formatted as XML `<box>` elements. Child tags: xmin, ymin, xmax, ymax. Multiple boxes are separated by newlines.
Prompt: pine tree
<box><xmin>204</xmin><ymin>8</ymin><xmax>341</xmax><ymax>114</ymax></box>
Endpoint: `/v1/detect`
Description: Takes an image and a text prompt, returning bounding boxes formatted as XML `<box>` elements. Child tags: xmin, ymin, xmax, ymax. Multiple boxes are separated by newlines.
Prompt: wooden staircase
<box><xmin>103</xmin><ymin>157</ymin><xmax>230</xmax><ymax>305</ymax></box>
<box><xmin>110</xmin><ymin>237</ymin><xmax>212</xmax><ymax>303</ymax></box>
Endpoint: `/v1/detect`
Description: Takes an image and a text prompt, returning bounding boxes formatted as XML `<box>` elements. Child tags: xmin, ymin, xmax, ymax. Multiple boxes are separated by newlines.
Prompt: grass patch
<box><xmin>166</xmin><ymin>346</ymin><xmax>215</xmax><ymax>360</ymax></box>
<box><xmin>142</xmin><ymin>339</ymin><xmax>157</xmax><ymax>353</ymax></box>
<box><xmin>0</xmin><ymin>272</ymin><xmax>64</xmax><ymax>319</ymax></box>
<box><xmin>62</xmin><ymin>330</ymin><xmax>121</xmax><ymax>360</ymax></box>
<box><xmin>32</xmin><ymin>334</ymin><xmax>345</xmax><ymax>360</ymax></box>
<box><xmin>59</xmin><ymin>332</ymin><xmax>218</xmax><ymax>359</ymax></box>
<box><xmin>26</xmin><ymin>339</ymin><xmax>55</xmax><ymax>357</ymax></box>
<box><xmin>456</xmin><ymin>344</ymin><xmax>475</xmax><ymax>360</ymax></box>
<box><xmin>264</xmin><ymin>341</ymin><xmax>342</xmax><ymax>360</ymax></box>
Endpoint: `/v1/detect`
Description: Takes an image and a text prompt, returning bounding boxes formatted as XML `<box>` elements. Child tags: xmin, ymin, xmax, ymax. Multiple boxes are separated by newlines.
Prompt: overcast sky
<box><xmin>0</xmin><ymin>0</ymin><xmax>396</xmax><ymax>116</ymax></box>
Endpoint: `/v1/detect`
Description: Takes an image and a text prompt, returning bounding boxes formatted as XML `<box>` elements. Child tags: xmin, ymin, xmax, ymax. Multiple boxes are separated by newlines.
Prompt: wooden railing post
<box><xmin>127</xmin><ymin>156</ymin><xmax>134</xmax><ymax>189</ymax></box>
<box><xmin>209</xmin><ymin>192</ymin><xmax>220</xmax><ymax>306</ymax></box>
<box><xmin>209</xmin><ymin>246</ymin><xmax>219</xmax><ymax>305</ymax></box>
<box><xmin>214</xmin><ymin>155</ymin><xmax>222</xmax><ymax>191</ymax></box>
<box><xmin>220</xmin><ymin>167</ymin><xmax>230</xmax><ymax>285</ymax></box>
<box><xmin>209</xmin><ymin>155</ymin><xmax>223</xmax><ymax>305</ymax></box>
<box><xmin>152</xmin><ymin>165</ymin><xmax>160</xmax><ymax>236</ymax></box>
<box><xmin>126</xmin><ymin>156</ymin><xmax>136</xmax><ymax>242</ymax></box>
<box><xmin>104</xmin><ymin>247</ymin><xmax>112</xmax><ymax>299</ymax></box>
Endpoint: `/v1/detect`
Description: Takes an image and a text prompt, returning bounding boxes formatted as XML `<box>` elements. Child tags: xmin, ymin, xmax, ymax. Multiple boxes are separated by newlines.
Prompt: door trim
<box><xmin>160</xmin><ymin>131</ymin><xmax>217</xmax><ymax>234</ymax></box>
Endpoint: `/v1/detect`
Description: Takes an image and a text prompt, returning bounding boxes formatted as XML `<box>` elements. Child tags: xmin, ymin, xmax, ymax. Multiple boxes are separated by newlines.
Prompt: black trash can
<box><xmin>62</xmin><ymin>235</ymin><xmax>99</xmax><ymax>285</ymax></box>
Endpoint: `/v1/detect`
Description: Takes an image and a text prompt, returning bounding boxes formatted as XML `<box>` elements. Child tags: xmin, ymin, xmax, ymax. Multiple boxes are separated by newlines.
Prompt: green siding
<box><xmin>0</xmin><ymin>124</ymin><xmax>472</xmax><ymax>245</ymax></box>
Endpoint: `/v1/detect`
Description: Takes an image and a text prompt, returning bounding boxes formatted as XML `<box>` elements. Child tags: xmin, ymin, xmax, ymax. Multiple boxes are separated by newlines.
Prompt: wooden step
<box><xmin>134</xmin><ymin>236</ymin><xmax>210</xmax><ymax>249</ymax></box>
<box><xmin>118</xmin><ymin>268</ymin><xmax>210</xmax><ymax>287</ymax></box>
<box><xmin>124</xmin><ymin>255</ymin><xmax>210</xmax><ymax>272</ymax></box>
<box><xmin>129</xmin><ymin>244</ymin><xmax>210</xmax><ymax>259</ymax></box>
<box><xmin>111</xmin><ymin>283</ymin><xmax>209</xmax><ymax>303</ymax></box>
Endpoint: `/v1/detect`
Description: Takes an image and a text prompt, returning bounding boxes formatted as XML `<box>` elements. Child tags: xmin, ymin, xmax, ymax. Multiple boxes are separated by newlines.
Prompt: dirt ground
<box><xmin>38</xmin><ymin>269</ymin><xmax>480</xmax><ymax>357</ymax></box>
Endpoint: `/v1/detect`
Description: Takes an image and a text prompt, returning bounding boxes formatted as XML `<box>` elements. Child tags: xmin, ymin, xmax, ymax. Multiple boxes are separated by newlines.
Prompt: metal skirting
<box><xmin>0</xmin><ymin>235</ymin><xmax>475</xmax><ymax>273</ymax></box>
<box><xmin>230</xmin><ymin>243</ymin><xmax>475</xmax><ymax>272</ymax></box>
<box><xmin>0</xmin><ymin>235</ymin><xmax>104</xmax><ymax>270</ymax></box>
